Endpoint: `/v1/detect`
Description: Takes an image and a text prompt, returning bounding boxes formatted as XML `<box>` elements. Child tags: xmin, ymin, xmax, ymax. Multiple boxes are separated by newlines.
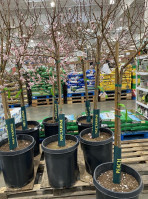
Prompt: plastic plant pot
<box><xmin>0</xmin><ymin>134</ymin><xmax>35</xmax><ymax>188</ymax></box>
<box><xmin>42</xmin><ymin>117</ymin><xmax>68</xmax><ymax>138</ymax></box>
<box><xmin>16</xmin><ymin>121</ymin><xmax>40</xmax><ymax>156</ymax></box>
<box><xmin>42</xmin><ymin>134</ymin><xmax>79</xmax><ymax>188</ymax></box>
<box><xmin>77</xmin><ymin>116</ymin><xmax>102</xmax><ymax>134</ymax></box>
<box><xmin>80</xmin><ymin>127</ymin><xmax>113</xmax><ymax>176</ymax></box>
<box><xmin>76</xmin><ymin>116</ymin><xmax>93</xmax><ymax>134</ymax></box>
<box><xmin>93</xmin><ymin>162</ymin><xmax>143</xmax><ymax>199</ymax></box>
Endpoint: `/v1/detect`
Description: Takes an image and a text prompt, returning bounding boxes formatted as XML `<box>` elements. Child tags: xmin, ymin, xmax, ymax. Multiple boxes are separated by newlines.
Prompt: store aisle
<box><xmin>26</xmin><ymin>100</ymin><xmax>135</xmax><ymax>121</ymax></box>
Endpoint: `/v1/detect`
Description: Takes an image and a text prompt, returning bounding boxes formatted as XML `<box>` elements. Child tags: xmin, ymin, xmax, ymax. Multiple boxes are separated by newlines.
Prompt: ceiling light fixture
<box><xmin>50</xmin><ymin>1</ymin><xmax>55</xmax><ymax>7</ymax></box>
<box><xmin>110</xmin><ymin>0</ymin><xmax>115</xmax><ymax>5</ymax></box>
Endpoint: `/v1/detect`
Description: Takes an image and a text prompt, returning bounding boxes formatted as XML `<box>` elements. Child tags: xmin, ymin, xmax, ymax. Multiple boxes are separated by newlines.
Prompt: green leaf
<box><xmin>118</xmin><ymin>103</ymin><xmax>125</xmax><ymax>108</ymax></box>
<box><xmin>84</xmin><ymin>78</ymin><xmax>89</xmax><ymax>81</ymax></box>
<box><xmin>8</xmin><ymin>90</ymin><xmax>11</xmax><ymax>99</ymax></box>
<box><xmin>15</xmin><ymin>89</ymin><xmax>22</xmax><ymax>98</ymax></box>
<box><xmin>97</xmin><ymin>86</ymin><xmax>105</xmax><ymax>92</ymax></box>
<box><xmin>51</xmin><ymin>87</ymin><xmax>54</xmax><ymax>96</ymax></box>
<box><xmin>125</xmin><ymin>109</ymin><xmax>128</xmax><ymax>121</ymax></box>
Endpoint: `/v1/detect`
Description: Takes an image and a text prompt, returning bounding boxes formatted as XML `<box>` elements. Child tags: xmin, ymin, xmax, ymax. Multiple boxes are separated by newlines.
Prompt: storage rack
<box><xmin>136</xmin><ymin>55</ymin><xmax>148</xmax><ymax>119</ymax></box>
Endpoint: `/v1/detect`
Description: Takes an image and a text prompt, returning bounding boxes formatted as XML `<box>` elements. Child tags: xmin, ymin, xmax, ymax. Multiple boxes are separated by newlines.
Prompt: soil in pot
<box><xmin>16</xmin><ymin>124</ymin><xmax>36</xmax><ymax>130</ymax></box>
<box><xmin>98</xmin><ymin>170</ymin><xmax>139</xmax><ymax>192</ymax></box>
<box><xmin>79</xmin><ymin>119</ymin><xmax>92</xmax><ymax>124</ymax></box>
<box><xmin>45</xmin><ymin>119</ymin><xmax>57</xmax><ymax>124</ymax></box>
<box><xmin>82</xmin><ymin>132</ymin><xmax>111</xmax><ymax>141</ymax></box>
<box><xmin>47</xmin><ymin>140</ymin><xmax>76</xmax><ymax>150</ymax></box>
<box><xmin>0</xmin><ymin>140</ymin><xmax>31</xmax><ymax>152</ymax></box>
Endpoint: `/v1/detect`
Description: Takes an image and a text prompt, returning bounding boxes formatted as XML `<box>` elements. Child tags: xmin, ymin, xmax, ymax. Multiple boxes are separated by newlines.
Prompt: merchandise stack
<box><xmin>30</xmin><ymin>66</ymin><xmax>63</xmax><ymax>107</ymax></box>
<box><xmin>4</xmin><ymin>80</ymin><xmax>28</xmax><ymax>107</ymax></box>
<box><xmin>0</xmin><ymin>94</ymin><xmax>22</xmax><ymax>141</ymax></box>
<box><xmin>67</xmin><ymin>70</ymin><xmax>95</xmax><ymax>104</ymax></box>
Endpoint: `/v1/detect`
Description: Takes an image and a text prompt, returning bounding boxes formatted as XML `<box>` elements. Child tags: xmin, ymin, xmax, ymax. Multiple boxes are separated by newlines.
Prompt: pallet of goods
<box><xmin>67</xmin><ymin>67</ymin><xmax>132</xmax><ymax>103</ymax></box>
<box><xmin>31</xmin><ymin>66</ymin><xmax>64</xmax><ymax>107</ymax></box>
<box><xmin>4</xmin><ymin>81</ymin><xmax>28</xmax><ymax>108</ymax></box>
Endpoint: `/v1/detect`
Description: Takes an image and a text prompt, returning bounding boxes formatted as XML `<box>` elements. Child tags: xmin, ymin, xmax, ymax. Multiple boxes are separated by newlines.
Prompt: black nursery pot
<box><xmin>77</xmin><ymin>116</ymin><xmax>102</xmax><ymax>134</ymax></box>
<box><xmin>80</xmin><ymin>127</ymin><xmax>113</xmax><ymax>176</ymax></box>
<box><xmin>16</xmin><ymin>121</ymin><xmax>40</xmax><ymax>156</ymax></box>
<box><xmin>93</xmin><ymin>162</ymin><xmax>143</xmax><ymax>199</ymax></box>
<box><xmin>0</xmin><ymin>134</ymin><xmax>35</xmax><ymax>188</ymax></box>
<box><xmin>42</xmin><ymin>117</ymin><xmax>68</xmax><ymax>138</ymax></box>
<box><xmin>42</xmin><ymin>134</ymin><xmax>79</xmax><ymax>188</ymax></box>
<box><xmin>77</xmin><ymin>116</ymin><xmax>93</xmax><ymax>134</ymax></box>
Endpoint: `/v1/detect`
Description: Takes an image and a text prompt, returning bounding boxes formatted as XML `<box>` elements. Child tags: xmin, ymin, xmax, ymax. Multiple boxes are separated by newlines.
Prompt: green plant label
<box><xmin>58</xmin><ymin>114</ymin><xmax>65</xmax><ymax>147</ymax></box>
<box><xmin>113</xmin><ymin>145</ymin><xmax>122</xmax><ymax>184</ymax></box>
<box><xmin>92</xmin><ymin>109</ymin><xmax>100</xmax><ymax>138</ymax></box>
<box><xmin>54</xmin><ymin>100</ymin><xmax>59</xmax><ymax>122</ymax></box>
<box><xmin>21</xmin><ymin>106</ymin><xmax>28</xmax><ymax>130</ymax></box>
<box><xmin>85</xmin><ymin>100</ymin><xmax>91</xmax><ymax>122</ymax></box>
<box><xmin>6</xmin><ymin>118</ymin><xmax>18</xmax><ymax>150</ymax></box>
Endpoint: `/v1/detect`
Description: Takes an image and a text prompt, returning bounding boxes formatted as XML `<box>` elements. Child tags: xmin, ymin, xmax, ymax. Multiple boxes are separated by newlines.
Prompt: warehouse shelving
<box><xmin>136</xmin><ymin>55</ymin><xmax>148</xmax><ymax>119</ymax></box>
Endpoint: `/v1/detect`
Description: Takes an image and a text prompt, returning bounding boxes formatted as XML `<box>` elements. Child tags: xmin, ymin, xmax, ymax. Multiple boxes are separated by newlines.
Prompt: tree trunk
<box><xmin>0</xmin><ymin>75</ymin><xmax>11</xmax><ymax>119</ymax></box>
<box><xmin>56</xmin><ymin>53</ymin><xmax>62</xmax><ymax>114</ymax></box>
<box><xmin>94</xmin><ymin>37</ymin><xmax>101</xmax><ymax>110</ymax></box>
<box><xmin>81</xmin><ymin>59</ymin><xmax>89</xmax><ymax>101</ymax></box>
<box><xmin>114</xmin><ymin>41</ymin><xmax>121</xmax><ymax>148</ymax></box>
<box><xmin>52</xmin><ymin>82</ymin><xmax>55</xmax><ymax>122</ymax></box>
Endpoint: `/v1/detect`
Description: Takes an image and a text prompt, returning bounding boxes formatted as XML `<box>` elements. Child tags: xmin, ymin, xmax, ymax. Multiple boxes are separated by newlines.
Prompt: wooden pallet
<box><xmin>0</xmin><ymin>139</ymin><xmax>148</xmax><ymax>199</ymax></box>
<box><xmin>67</xmin><ymin>96</ymin><xmax>94</xmax><ymax>104</ymax></box>
<box><xmin>100</xmin><ymin>92</ymin><xmax>132</xmax><ymax>101</ymax></box>
<box><xmin>32</xmin><ymin>98</ymin><xmax>63</xmax><ymax>107</ymax></box>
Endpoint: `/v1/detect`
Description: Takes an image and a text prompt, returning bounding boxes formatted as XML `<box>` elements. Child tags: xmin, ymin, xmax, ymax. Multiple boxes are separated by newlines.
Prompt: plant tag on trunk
<box><xmin>6</xmin><ymin>118</ymin><xmax>17</xmax><ymax>150</ymax></box>
<box><xmin>58</xmin><ymin>114</ymin><xmax>65</xmax><ymax>147</ymax></box>
<box><xmin>92</xmin><ymin>109</ymin><xmax>100</xmax><ymax>138</ymax></box>
<box><xmin>54</xmin><ymin>100</ymin><xmax>59</xmax><ymax>122</ymax></box>
<box><xmin>85</xmin><ymin>100</ymin><xmax>91</xmax><ymax>122</ymax></box>
<box><xmin>113</xmin><ymin>145</ymin><xmax>122</xmax><ymax>184</ymax></box>
<box><xmin>21</xmin><ymin>106</ymin><xmax>28</xmax><ymax>130</ymax></box>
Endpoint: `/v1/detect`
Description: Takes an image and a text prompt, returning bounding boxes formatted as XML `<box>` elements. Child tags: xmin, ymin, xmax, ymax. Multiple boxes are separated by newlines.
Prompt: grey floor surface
<box><xmin>0</xmin><ymin>100</ymin><xmax>147</xmax><ymax>198</ymax></box>
<box><xmin>26</xmin><ymin>100</ymin><xmax>136</xmax><ymax>121</ymax></box>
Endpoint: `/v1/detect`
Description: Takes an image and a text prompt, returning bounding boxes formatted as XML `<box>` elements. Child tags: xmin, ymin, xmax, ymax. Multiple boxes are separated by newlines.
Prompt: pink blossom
<box><xmin>3</xmin><ymin>54</ymin><xmax>8</xmax><ymax>61</ymax></box>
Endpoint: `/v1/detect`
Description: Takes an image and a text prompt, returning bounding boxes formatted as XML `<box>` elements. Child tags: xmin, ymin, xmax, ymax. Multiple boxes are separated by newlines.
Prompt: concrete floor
<box><xmin>26</xmin><ymin>100</ymin><xmax>136</xmax><ymax>121</ymax></box>
<box><xmin>0</xmin><ymin>100</ymin><xmax>147</xmax><ymax>198</ymax></box>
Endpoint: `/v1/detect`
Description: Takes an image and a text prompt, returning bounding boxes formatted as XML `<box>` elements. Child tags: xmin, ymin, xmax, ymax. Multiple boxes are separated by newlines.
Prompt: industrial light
<box><xmin>110</xmin><ymin>0</ymin><xmax>115</xmax><ymax>4</ymax></box>
<box><xmin>50</xmin><ymin>1</ymin><xmax>55</xmax><ymax>7</ymax></box>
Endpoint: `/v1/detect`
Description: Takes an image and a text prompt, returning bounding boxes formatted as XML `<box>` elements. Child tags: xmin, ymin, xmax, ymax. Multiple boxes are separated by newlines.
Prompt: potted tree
<box><xmin>9</xmin><ymin>2</ymin><xmax>41</xmax><ymax>156</ymax></box>
<box><xmin>40</xmin><ymin>0</ymin><xmax>79</xmax><ymax>188</ymax></box>
<box><xmin>64</xmin><ymin>8</ymin><xmax>94</xmax><ymax>133</ymax></box>
<box><xmin>76</xmin><ymin>1</ymin><xmax>118</xmax><ymax>175</ymax></box>
<box><xmin>93</xmin><ymin>0</ymin><xmax>146</xmax><ymax>198</ymax></box>
<box><xmin>0</xmin><ymin>0</ymin><xmax>35</xmax><ymax>188</ymax></box>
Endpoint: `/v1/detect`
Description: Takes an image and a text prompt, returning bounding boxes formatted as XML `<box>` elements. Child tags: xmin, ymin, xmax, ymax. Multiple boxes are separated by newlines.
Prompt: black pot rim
<box><xmin>42</xmin><ymin>134</ymin><xmax>79</xmax><ymax>154</ymax></box>
<box><xmin>80</xmin><ymin>127</ymin><xmax>113</xmax><ymax>146</ymax></box>
<box><xmin>93</xmin><ymin>162</ymin><xmax>143</xmax><ymax>198</ymax></box>
<box><xmin>15</xmin><ymin>120</ymin><xmax>40</xmax><ymax>133</ymax></box>
<box><xmin>76</xmin><ymin>115</ymin><xmax>93</xmax><ymax>125</ymax></box>
<box><xmin>0</xmin><ymin>134</ymin><xmax>35</xmax><ymax>156</ymax></box>
<box><xmin>42</xmin><ymin>117</ymin><xmax>68</xmax><ymax>127</ymax></box>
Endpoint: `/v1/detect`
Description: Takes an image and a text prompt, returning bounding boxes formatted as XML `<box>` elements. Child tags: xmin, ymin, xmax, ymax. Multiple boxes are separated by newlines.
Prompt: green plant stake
<box><xmin>54</xmin><ymin>100</ymin><xmax>59</xmax><ymax>122</ymax></box>
<box><xmin>6</xmin><ymin>118</ymin><xmax>18</xmax><ymax>150</ymax></box>
<box><xmin>58</xmin><ymin>114</ymin><xmax>65</xmax><ymax>147</ymax></box>
<box><xmin>113</xmin><ymin>103</ymin><xmax>125</xmax><ymax>183</ymax></box>
<box><xmin>92</xmin><ymin>109</ymin><xmax>100</xmax><ymax>138</ymax></box>
<box><xmin>21</xmin><ymin>106</ymin><xmax>28</xmax><ymax>130</ymax></box>
<box><xmin>113</xmin><ymin>145</ymin><xmax>121</xmax><ymax>184</ymax></box>
<box><xmin>85</xmin><ymin>100</ymin><xmax>91</xmax><ymax>122</ymax></box>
